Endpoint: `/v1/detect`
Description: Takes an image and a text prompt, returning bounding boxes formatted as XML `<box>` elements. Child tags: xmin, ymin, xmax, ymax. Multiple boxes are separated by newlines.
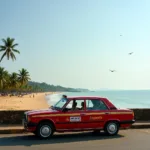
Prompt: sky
<box><xmin>1</xmin><ymin>0</ymin><xmax>150</xmax><ymax>90</ymax></box>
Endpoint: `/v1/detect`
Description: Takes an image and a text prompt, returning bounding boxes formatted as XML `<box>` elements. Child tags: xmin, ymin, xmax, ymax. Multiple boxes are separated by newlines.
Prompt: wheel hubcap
<box><xmin>107</xmin><ymin>123</ymin><xmax>117</xmax><ymax>134</ymax></box>
<box><xmin>40</xmin><ymin>125</ymin><xmax>51</xmax><ymax>138</ymax></box>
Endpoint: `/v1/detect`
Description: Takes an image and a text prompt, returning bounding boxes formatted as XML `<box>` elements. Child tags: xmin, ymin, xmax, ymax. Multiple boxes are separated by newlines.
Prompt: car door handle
<box><xmin>105</xmin><ymin>112</ymin><xmax>110</xmax><ymax>114</ymax></box>
<box><xmin>80</xmin><ymin>113</ymin><xmax>86</xmax><ymax>116</ymax></box>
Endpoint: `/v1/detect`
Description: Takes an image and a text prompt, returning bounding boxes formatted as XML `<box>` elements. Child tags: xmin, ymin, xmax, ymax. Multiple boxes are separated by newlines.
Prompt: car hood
<box><xmin>25</xmin><ymin>108</ymin><xmax>58</xmax><ymax>115</ymax></box>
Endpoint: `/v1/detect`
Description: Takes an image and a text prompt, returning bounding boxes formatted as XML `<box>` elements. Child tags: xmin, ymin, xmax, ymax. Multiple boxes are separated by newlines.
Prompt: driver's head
<box><xmin>72</xmin><ymin>100</ymin><xmax>77</xmax><ymax>108</ymax></box>
<box><xmin>81</xmin><ymin>102</ymin><xmax>84</xmax><ymax>107</ymax></box>
<box><xmin>73</xmin><ymin>102</ymin><xmax>77</xmax><ymax>107</ymax></box>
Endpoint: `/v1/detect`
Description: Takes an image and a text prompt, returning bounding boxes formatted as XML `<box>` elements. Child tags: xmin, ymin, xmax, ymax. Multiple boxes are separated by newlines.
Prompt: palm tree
<box><xmin>0</xmin><ymin>37</ymin><xmax>20</xmax><ymax>62</ymax></box>
<box><xmin>9</xmin><ymin>72</ymin><xmax>18</xmax><ymax>91</ymax></box>
<box><xmin>0</xmin><ymin>67</ymin><xmax>8</xmax><ymax>90</ymax></box>
<box><xmin>3</xmin><ymin>72</ymin><xmax>11</xmax><ymax>91</ymax></box>
<box><xmin>18</xmin><ymin>68</ymin><xmax>30</xmax><ymax>87</ymax></box>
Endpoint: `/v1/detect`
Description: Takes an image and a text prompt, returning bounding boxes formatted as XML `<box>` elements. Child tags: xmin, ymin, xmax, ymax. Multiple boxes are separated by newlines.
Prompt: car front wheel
<box><xmin>104</xmin><ymin>121</ymin><xmax>119</xmax><ymax>135</ymax></box>
<box><xmin>37</xmin><ymin>122</ymin><xmax>54</xmax><ymax>139</ymax></box>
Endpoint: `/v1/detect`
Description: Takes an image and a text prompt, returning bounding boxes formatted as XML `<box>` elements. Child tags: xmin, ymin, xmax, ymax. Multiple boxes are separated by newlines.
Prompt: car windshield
<box><xmin>53</xmin><ymin>97</ymin><xmax>68</xmax><ymax>110</ymax></box>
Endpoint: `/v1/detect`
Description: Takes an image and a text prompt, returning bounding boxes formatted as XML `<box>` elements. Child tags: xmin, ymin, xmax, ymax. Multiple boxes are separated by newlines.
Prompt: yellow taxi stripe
<box><xmin>110</xmin><ymin>112</ymin><xmax>133</xmax><ymax>114</ymax></box>
<box><xmin>32</xmin><ymin>113</ymin><xmax>80</xmax><ymax>118</ymax></box>
<box><xmin>32</xmin><ymin>112</ymin><xmax>133</xmax><ymax>118</ymax></box>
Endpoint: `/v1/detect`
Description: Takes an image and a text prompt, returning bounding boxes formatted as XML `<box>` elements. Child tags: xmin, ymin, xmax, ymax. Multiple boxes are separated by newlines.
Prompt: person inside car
<box><xmin>80</xmin><ymin>102</ymin><xmax>84</xmax><ymax>110</ymax></box>
<box><xmin>72</xmin><ymin>101</ymin><xmax>78</xmax><ymax>110</ymax></box>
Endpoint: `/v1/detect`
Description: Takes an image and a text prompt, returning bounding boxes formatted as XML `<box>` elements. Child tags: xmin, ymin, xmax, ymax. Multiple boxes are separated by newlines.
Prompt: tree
<box><xmin>0</xmin><ymin>37</ymin><xmax>20</xmax><ymax>62</ymax></box>
<box><xmin>3</xmin><ymin>71</ymin><xmax>11</xmax><ymax>91</ymax></box>
<box><xmin>0</xmin><ymin>67</ymin><xmax>8</xmax><ymax>90</ymax></box>
<box><xmin>9</xmin><ymin>72</ymin><xmax>18</xmax><ymax>91</ymax></box>
<box><xmin>18</xmin><ymin>68</ymin><xmax>30</xmax><ymax>87</ymax></box>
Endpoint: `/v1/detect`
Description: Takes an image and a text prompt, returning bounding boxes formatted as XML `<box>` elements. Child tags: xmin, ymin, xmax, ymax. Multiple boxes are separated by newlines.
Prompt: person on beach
<box><xmin>62</xmin><ymin>95</ymin><xmax>67</xmax><ymax>99</ymax></box>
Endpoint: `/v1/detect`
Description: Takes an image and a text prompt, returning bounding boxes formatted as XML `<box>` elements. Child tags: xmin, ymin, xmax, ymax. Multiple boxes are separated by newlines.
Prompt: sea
<box><xmin>45</xmin><ymin>90</ymin><xmax>150</xmax><ymax>109</ymax></box>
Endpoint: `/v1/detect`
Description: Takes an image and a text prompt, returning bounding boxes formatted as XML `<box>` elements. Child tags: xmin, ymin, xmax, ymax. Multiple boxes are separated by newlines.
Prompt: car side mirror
<box><xmin>49</xmin><ymin>106</ymin><xmax>54</xmax><ymax>109</ymax></box>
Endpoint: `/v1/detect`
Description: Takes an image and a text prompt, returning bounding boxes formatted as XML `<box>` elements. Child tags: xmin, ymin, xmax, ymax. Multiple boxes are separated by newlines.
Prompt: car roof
<box><xmin>66</xmin><ymin>96</ymin><xmax>117</xmax><ymax>109</ymax></box>
<box><xmin>67</xmin><ymin>96</ymin><xmax>106</xmax><ymax>99</ymax></box>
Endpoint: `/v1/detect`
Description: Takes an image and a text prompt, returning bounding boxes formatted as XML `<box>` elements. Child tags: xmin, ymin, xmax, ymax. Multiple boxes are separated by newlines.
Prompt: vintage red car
<box><xmin>23</xmin><ymin>95</ymin><xmax>135</xmax><ymax>139</ymax></box>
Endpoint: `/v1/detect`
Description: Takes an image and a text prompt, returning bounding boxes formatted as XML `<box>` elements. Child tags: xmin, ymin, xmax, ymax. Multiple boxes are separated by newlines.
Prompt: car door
<box><xmin>83</xmin><ymin>99</ymin><xmax>110</xmax><ymax>129</ymax></box>
<box><xmin>57</xmin><ymin>99</ymin><xmax>86</xmax><ymax>130</ymax></box>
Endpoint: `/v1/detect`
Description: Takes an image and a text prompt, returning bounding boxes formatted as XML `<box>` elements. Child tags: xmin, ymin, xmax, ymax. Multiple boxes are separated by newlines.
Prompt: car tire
<box><xmin>104</xmin><ymin>121</ymin><xmax>119</xmax><ymax>136</ymax></box>
<box><xmin>37</xmin><ymin>122</ymin><xmax>54</xmax><ymax>139</ymax></box>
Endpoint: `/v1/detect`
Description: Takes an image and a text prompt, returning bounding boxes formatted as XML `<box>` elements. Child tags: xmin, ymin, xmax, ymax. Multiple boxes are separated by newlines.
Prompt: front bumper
<box><xmin>22</xmin><ymin>118</ymin><xmax>37</xmax><ymax>132</ymax></box>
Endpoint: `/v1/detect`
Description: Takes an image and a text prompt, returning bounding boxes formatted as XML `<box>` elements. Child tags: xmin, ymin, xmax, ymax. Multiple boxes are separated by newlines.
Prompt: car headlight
<box><xmin>27</xmin><ymin>115</ymin><xmax>31</xmax><ymax>122</ymax></box>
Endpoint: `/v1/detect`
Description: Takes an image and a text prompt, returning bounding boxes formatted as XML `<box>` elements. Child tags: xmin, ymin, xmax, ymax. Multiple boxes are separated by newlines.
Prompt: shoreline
<box><xmin>1</xmin><ymin>91</ymin><xmax>150</xmax><ymax>110</ymax></box>
<box><xmin>0</xmin><ymin>92</ymin><xmax>59</xmax><ymax>110</ymax></box>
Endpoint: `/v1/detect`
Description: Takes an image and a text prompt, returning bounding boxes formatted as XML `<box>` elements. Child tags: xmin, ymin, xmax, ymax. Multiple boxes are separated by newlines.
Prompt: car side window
<box><xmin>86</xmin><ymin>99</ymin><xmax>108</xmax><ymax>110</ymax></box>
<box><xmin>66</xmin><ymin>99</ymin><xmax>85</xmax><ymax>111</ymax></box>
<box><xmin>66</xmin><ymin>100</ymin><xmax>73</xmax><ymax>109</ymax></box>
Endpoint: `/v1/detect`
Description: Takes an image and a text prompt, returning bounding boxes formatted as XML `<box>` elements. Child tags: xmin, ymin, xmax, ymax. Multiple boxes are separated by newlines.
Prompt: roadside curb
<box><xmin>0</xmin><ymin>128</ymin><xmax>26</xmax><ymax>134</ymax></box>
<box><xmin>131</xmin><ymin>124</ymin><xmax>150</xmax><ymax>129</ymax></box>
<box><xmin>0</xmin><ymin>124</ymin><xmax>150</xmax><ymax>134</ymax></box>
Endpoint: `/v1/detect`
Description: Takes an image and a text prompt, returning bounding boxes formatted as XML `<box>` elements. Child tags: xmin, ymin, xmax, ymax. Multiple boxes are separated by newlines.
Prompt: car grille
<box><xmin>23</xmin><ymin>113</ymin><xmax>28</xmax><ymax>128</ymax></box>
<box><xmin>23</xmin><ymin>114</ymin><xmax>27</xmax><ymax>121</ymax></box>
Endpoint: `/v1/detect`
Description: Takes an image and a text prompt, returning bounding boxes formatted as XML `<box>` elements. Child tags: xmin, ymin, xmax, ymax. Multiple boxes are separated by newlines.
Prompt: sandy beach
<box><xmin>0</xmin><ymin>92</ymin><xmax>54</xmax><ymax>110</ymax></box>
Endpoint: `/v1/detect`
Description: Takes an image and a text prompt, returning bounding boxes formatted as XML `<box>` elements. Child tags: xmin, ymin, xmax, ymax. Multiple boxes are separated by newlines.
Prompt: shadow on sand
<box><xmin>0</xmin><ymin>131</ymin><xmax>124</xmax><ymax>147</ymax></box>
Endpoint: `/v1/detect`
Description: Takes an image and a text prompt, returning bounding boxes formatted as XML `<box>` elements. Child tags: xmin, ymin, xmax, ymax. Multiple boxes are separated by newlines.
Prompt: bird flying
<box><xmin>109</xmin><ymin>69</ymin><xmax>116</xmax><ymax>72</ymax></box>
<box><xmin>128</xmin><ymin>52</ymin><xmax>133</xmax><ymax>55</ymax></box>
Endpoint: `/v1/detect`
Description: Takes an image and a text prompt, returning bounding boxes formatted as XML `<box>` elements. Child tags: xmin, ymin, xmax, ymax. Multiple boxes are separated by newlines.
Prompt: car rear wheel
<box><xmin>104</xmin><ymin>121</ymin><xmax>119</xmax><ymax>135</ymax></box>
<box><xmin>37</xmin><ymin>122</ymin><xmax>54</xmax><ymax>139</ymax></box>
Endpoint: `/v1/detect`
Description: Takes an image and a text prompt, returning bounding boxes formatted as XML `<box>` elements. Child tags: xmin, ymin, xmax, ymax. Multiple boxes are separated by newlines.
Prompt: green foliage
<box><xmin>0</xmin><ymin>37</ymin><xmax>20</xmax><ymax>62</ymax></box>
<box><xmin>0</xmin><ymin>67</ymin><xmax>89</xmax><ymax>93</ymax></box>
<box><xmin>28</xmin><ymin>81</ymin><xmax>83</xmax><ymax>92</ymax></box>
<box><xmin>0</xmin><ymin>67</ymin><xmax>31</xmax><ymax>92</ymax></box>
<box><xmin>17</xmin><ymin>68</ymin><xmax>30</xmax><ymax>86</ymax></box>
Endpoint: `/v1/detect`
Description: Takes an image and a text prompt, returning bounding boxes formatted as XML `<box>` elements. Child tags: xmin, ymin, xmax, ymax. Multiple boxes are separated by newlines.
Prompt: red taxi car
<box><xmin>23</xmin><ymin>95</ymin><xmax>135</xmax><ymax>139</ymax></box>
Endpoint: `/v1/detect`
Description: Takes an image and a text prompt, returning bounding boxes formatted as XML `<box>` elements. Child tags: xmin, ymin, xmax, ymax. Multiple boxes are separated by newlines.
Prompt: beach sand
<box><xmin>0</xmin><ymin>92</ymin><xmax>53</xmax><ymax>110</ymax></box>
